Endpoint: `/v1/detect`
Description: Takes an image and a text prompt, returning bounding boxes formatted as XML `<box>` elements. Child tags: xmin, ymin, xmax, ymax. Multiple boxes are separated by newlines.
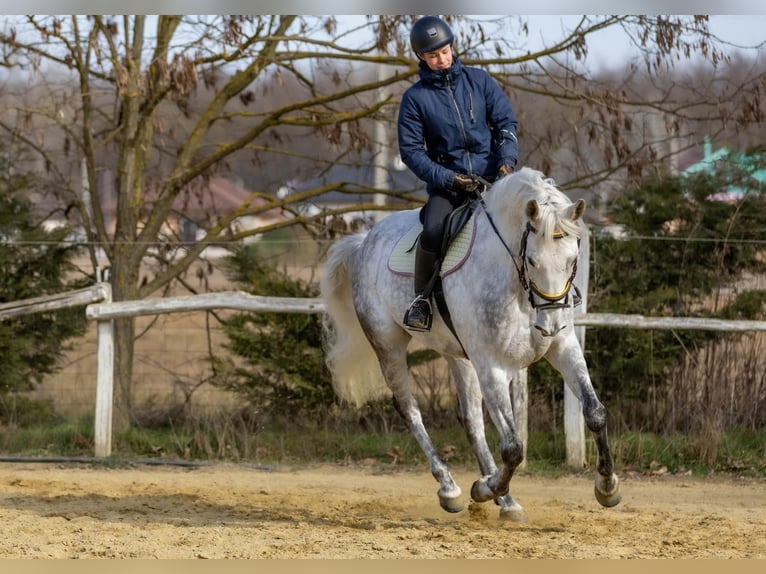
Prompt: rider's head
<box><xmin>410</xmin><ymin>16</ymin><xmax>455</xmax><ymax>70</ymax></box>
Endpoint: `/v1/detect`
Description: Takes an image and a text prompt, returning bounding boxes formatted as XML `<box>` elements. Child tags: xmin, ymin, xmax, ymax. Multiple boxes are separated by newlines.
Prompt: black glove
<box><xmin>496</xmin><ymin>163</ymin><xmax>514</xmax><ymax>180</ymax></box>
<box><xmin>452</xmin><ymin>173</ymin><xmax>481</xmax><ymax>194</ymax></box>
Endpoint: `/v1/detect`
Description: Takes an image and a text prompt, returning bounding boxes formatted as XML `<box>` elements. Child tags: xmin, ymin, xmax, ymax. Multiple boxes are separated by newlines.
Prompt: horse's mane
<box><xmin>486</xmin><ymin>167</ymin><xmax>584</xmax><ymax>244</ymax></box>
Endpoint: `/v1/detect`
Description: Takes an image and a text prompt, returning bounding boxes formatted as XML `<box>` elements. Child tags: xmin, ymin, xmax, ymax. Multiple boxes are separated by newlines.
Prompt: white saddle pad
<box><xmin>387</xmin><ymin>215</ymin><xmax>478</xmax><ymax>277</ymax></box>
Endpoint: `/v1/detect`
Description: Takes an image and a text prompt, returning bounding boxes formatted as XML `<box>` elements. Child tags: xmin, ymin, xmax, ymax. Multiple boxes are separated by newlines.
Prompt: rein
<box><xmin>473</xmin><ymin>177</ymin><xmax>582</xmax><ymax>311</ymax></box>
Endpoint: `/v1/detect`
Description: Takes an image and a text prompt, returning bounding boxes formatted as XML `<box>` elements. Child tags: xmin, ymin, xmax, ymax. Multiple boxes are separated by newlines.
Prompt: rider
<box><xmin>398</xmin><ymin>15</ymin><xmax>520</xmax><ymax>331</ymax></box>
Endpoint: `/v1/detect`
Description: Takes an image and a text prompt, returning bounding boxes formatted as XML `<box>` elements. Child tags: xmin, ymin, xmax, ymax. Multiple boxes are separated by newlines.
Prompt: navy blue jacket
<box><xmin>397</xmin><ymin>56</ymin><xmax>519</xmax><ymax>194</ymax></box>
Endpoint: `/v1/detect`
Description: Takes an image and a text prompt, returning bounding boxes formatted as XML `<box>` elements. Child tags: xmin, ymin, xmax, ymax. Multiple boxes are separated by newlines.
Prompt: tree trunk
<box><xmin>112</xmin><ymin>316</ymin><xmax>136</xmax><ymax>431</ymax></box>
<box><xmin>109</xmin><ymin>250</ymin><xmax>140</xmax><ymax>432</ymax></box>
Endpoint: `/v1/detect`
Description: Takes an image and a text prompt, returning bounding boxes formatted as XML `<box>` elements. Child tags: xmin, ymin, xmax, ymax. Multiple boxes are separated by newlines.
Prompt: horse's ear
<box><xmin>525</xmin><ymin>199</ymin><xmax>539</xmax><ymax>220</ymax></box>
<box><xmin>568</xmin><ymin>199</ymin><xmax>586</xmax><ymax>222</ymax></box>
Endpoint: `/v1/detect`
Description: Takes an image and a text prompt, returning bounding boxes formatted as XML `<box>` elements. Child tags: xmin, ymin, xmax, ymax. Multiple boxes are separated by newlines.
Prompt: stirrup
<box><xmin>403</xmin><ymin>295</ymin><xmax>433</xmax><ymax>332</ymax></box>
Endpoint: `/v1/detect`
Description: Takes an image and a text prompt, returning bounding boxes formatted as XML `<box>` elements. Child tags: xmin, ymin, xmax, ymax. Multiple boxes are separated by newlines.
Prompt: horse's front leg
<box><xmin>467</xmin><ymin>365</ymin><xmax>526</xmax><ymax>516</ymax></box>
<box><xmin>447</xmin><ymin>358</ymin><xmax>526</xmax><ymax>521</ymax></box>
<box><xmin>587</xmin><ymin>402</ymin><xmax>621</xmax><ymax>508</ymax></box>
<box><xmin>547</xmin><ymin>340</ymin><xmax>622</xmax><ymax>508</ymax></box>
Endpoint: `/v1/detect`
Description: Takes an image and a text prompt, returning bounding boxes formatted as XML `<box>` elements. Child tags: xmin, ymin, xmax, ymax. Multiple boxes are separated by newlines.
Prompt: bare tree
<box><xmin>0</xmin><ymin>15</ymin><xmax>762</xmax><ymax>428</ymax></box>
<box><xmin>473</xmin><ymin>16</ymin><xmax>764</xmax><ymax>200</ymax></box>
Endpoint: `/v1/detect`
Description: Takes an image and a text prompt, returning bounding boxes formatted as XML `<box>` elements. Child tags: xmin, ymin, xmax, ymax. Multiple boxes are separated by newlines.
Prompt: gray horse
<box><xmin>320</xmin><ymin>167</ymin><xmax>621</xmax><ymax>521</ymax></box>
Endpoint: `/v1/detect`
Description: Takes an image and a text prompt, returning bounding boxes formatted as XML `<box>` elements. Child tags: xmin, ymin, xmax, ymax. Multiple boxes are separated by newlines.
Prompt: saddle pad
<box><xmin>387</xmin><ymin>215</ymin><xmax>477</xmax><ymax>277</ymax></box>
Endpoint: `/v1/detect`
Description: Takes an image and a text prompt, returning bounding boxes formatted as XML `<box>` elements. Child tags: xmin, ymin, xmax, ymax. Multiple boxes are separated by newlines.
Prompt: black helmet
<box><xmin>410</xmin><ymin>16</ymin><xmax>454</xmax><ymax>55</ymax></box>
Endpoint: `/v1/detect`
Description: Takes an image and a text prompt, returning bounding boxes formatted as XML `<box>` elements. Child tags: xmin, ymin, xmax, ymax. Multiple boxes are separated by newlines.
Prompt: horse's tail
<box><xmin>320</xmin><ymin>233</ymin><xmax>389</xmax><ymax>407</ymax></box>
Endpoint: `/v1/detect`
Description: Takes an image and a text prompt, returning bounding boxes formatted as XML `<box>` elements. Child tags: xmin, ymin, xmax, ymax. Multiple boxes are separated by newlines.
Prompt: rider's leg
<box><xmin>403</xmin><ymin>193</ymin><xmax>453</xmax><ymax>331</ymax></box>
<box><xmin>403</xmin><ymin>241</ymin><xmax>440</xmax><ymax>330</ymax></box>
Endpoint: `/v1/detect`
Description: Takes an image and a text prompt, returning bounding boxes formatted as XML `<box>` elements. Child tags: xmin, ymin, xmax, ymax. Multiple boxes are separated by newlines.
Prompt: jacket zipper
<box><xmin>445</xmin><ymin>70</ymin><xmax>473</xmax><ymax>175</ymax></box>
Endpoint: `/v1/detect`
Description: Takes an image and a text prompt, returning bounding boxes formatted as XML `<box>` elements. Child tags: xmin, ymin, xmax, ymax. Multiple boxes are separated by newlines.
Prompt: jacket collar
<box><xmin>418</xmin><ymin>56</ymin><xmax>463</xmax><ymax>86</ymax></box>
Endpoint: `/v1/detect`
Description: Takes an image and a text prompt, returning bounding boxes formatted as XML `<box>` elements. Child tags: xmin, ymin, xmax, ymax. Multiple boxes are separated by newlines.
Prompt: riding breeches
<box><xmin>419</xmin><ymin>191</ymin><xmax>465</xmax><ymax>254</ymax></box>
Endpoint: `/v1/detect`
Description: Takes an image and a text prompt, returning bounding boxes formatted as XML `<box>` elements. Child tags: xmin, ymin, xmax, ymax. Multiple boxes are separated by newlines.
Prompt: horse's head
<box><xmin>521</xmin><ymin>195</ymin><xmax>586</xmax><ymax>336</ymax></box>
<box><xmin>485</xmin><ymin>168</ymin><xmax>587</xmax><ymax>337</ymax></box>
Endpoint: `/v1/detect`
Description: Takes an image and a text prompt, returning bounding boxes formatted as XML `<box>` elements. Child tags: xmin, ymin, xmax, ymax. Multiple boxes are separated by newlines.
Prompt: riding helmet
<box><xmin>410</xmin><ymin>16</ymin><xmax>454</xmax><ymax>55</ymax></box>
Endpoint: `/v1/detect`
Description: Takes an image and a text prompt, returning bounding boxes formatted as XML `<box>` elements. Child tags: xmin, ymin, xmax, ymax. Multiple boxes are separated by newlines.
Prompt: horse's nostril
<box><xmin>550</xmin><ymin>324</ymin><xmax>566</xmax><ymax>336</ymax></box>
<box><xmin>534</xmin><ymin>325</ymin><xmax>551</xmax><ymax>337</ymax></box>
<box><xmin>535</xmin><ymin>324</ymin><xmax>567</xmax><ymax>337</ymax></box>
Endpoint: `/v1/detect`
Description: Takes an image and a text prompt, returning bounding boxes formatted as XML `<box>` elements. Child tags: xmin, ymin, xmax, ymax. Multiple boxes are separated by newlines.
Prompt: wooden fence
<box><xmin>6</xmin><ymin>282</ymin><xmax>766</xmax><ymax>462</ymax></box>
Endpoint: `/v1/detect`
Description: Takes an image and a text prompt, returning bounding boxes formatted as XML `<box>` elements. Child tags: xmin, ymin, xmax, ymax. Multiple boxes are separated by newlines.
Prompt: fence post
<box><xmin>511</xmin><ymin>369</ymin><xmax>528</xmax><ymax>468</ymax></box>
<box><xmin>565</xmin><ymin>229</ymin><xmax>589</xmax><ymax>468</ymax></box>
<box><xmin>93</xmin><ymin>284</ymin><xmax>114</xmax><ymax>458</ymax></box>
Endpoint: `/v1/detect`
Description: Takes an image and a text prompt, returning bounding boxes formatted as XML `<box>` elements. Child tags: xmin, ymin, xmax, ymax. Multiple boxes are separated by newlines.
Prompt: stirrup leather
<box><xmin>403</xmin><ymin>295</ymin><xmax>433</xmax><ymax>331</ymax></box>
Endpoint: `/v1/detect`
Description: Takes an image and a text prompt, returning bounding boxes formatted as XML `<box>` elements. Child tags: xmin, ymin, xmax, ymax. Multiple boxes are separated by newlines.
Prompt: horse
<box><xmin>319</xmin><ymin>167</ymin><xmax>621</xmax><ymax>521</ymax></box>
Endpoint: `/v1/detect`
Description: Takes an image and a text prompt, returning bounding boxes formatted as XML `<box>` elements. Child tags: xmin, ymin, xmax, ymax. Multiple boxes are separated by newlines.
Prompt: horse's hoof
<box><xmin>439</xmin><ymin>494</ymin><xmax>464</xmax><ymax>513</ymax></box>
<box><xmin>495</xmin><ymin>494</ymin><xmax>526</xmax><ymax>522</ymax></box>
<box><xmin>594</xmin><ymin>477</ymin><xmax>622</xmax><ymax>508</ymax></box>
<box><xmin>499</xmin><ymin>507</ymin><xmax>528</xmax><ymax>522</ymax></box>
<box><xmin>438</xmin><ymin>485</ymin><xmax>464</xmax><ymax>513</ymax></box>
<box><xmin>470</xmin><ymin>478</ymin><xmax>495</xmax><ymax>503</ymax></box>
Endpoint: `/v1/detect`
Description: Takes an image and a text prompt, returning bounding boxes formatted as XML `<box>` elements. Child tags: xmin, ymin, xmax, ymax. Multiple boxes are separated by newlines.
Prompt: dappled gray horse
<box><xmin>320</xmin><ymin>167</ymin><xmax>621</xmax><ymax>521</ymax></box>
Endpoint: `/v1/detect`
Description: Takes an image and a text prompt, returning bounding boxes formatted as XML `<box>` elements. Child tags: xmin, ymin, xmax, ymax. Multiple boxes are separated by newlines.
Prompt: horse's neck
<box><xmin>476</xmin><ymin>202</ymin><xmax>524</xmax><ymax>254</ymax></box>
<box><xmin>468</xmin><ymin>208</ymin><xmax>524</xmax><ymax>296</ymax></box>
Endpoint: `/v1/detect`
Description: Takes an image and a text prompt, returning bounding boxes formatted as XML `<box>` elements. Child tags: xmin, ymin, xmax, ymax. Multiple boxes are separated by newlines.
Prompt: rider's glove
<box><xmin>451</xmin><ymin>173</ymin><xmax>481</xmax><ymax>195</ymax></box>
<box><xmin>496</xmin><ymin>162</ymin><xmax>514</xmax><ymax>180</ymax></box>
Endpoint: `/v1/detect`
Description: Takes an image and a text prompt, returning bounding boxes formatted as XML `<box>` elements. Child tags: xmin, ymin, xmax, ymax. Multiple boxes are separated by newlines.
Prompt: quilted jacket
<box><xmin>397</xmin><ymin>56</ymin><xmax>519</xmax><ymax>194</ymax></box>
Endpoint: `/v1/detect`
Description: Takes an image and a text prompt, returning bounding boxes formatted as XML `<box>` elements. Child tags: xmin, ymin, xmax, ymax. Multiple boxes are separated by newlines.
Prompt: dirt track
<box><xmin>0</xmin><ymin>461</ymin><xmax>764</xmax><ymax>558</ymax></box>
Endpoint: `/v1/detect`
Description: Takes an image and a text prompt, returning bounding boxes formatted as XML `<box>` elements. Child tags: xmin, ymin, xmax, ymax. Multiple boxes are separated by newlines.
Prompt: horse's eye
<box><xmin>526</xmin><ymin>257</ymin><xmax>536</xmax><ymax>268</ymax></box>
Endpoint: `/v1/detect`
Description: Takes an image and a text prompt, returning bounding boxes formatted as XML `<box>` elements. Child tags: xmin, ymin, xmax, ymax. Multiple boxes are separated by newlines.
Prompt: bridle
<box><xmin>473</xmin><ymin>178</ymin><xmax>582</xmax><ymax>311</ymax></box>
<box><xmin>516</xmin><ymin>221</ymin><xmax>582</xmax><ymax>310</ymax></box>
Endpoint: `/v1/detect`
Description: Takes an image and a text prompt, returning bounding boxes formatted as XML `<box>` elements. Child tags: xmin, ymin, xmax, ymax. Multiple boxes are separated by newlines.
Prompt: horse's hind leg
<box><xmin>390</xmin><ymin>357</ymin><xmax>463</xmax><ymax>512</ymax></box>
<box><xmin>367</xmin><ymin>334</ymin><xmax>463</xmax><ymax>512</ymax></box>
<box><xmin>447</xmin><ymin>358</ymin><xmax>526</xmax><ymax>522</ymax></box>
<box><xmin>459</xmin><ymin>363</ymin><xmax>528</xmax><ymax>519</ymax></box>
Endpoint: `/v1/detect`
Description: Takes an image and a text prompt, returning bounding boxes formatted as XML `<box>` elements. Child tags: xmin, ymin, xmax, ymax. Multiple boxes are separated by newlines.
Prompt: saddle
<box><xmin>388</xmin><ymin>200</ymin><xmax>479</xmax><ymax>277</ymax></box>
<box><xmin>388</xmin><ymin>201</ymin><xmax>479</xmax><ymax>352</ymax></box>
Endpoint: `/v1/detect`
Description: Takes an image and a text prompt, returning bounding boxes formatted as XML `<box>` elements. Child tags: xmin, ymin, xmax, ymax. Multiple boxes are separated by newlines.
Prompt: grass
<box><xmin>1</xmin><ymin>419</ymin><xmax>764</xmax><ymax>478</ymax></box>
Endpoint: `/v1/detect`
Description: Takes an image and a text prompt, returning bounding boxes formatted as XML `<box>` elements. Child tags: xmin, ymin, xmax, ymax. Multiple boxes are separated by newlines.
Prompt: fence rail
<box><xmin>0</xmin><ymin>284</ymin><xmax>110</xmax><ymax>320</ymax></box>
<box><xmin>85</xmin><ymin>292</ymin><xmax>325</xmax><ymax>320</ymax></box>
<box><xmin>577</xmin><ymin>313</ymin><xmax>766</xmax><ymax>332</ymax></box>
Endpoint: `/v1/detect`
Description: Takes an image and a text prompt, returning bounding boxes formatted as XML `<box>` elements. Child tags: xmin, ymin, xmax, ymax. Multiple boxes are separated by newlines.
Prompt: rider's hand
<box><xmin>452</xmin><ymin>173</ymin><xmax>481</xmax><ymax>194</ymax></box>
<box><xmin>496</xmin><ymin>163</ymin><xmax>514</xmax><ymax>180</ymax></box>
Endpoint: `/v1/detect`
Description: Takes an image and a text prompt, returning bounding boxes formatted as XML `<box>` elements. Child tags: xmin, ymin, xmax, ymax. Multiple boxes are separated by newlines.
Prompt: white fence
<box><xmin>6</xmin><ymin>283</ymin><xmax>766</xmax><ymax>462</ymax></box>
<box><xmin>0</xmin><ymin>283</ymin><xmax>111</xmax><ymax>319</ymax></box>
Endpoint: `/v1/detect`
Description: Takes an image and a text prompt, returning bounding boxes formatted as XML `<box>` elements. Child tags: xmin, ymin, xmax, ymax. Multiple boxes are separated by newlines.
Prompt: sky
<box><xmin>526</xmin><ymin>15</ymin><xmax>765</xmax><ymax>68</ymax></box>
<box><xmin>527</xmin><ymin>15</ymin><xmax>766</xmax><ymax>51</ymax></box>
<box><xmin>2</xmin><ymin>0</ymin><xmax>766</xmax><ymax>15</ymax></box>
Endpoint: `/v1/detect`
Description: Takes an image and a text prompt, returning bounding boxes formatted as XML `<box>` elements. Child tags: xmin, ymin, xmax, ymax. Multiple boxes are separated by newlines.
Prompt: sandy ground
<box><xmin>0</xmin><ymin>461</ymin><xmax>764</xmax><ymax>559</ymax></box>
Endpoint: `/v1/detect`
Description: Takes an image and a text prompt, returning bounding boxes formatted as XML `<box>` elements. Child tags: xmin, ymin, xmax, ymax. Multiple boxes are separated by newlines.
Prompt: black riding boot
<box><xmin>403</xmin><ymin>243</ymin><xmax>440</xmax><ymax>331</ymax></box>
